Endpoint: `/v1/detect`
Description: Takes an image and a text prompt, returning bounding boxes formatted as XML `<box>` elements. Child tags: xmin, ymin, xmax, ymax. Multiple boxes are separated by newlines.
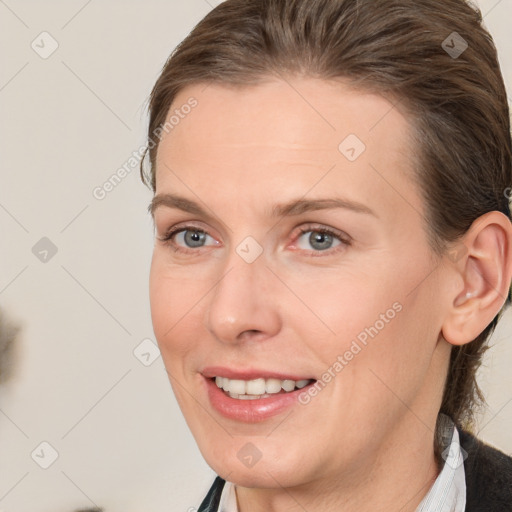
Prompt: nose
<box><xmin>205</xmin><ymin>253</ymin><xmax>282</xmax><ymax>345</ymax></box>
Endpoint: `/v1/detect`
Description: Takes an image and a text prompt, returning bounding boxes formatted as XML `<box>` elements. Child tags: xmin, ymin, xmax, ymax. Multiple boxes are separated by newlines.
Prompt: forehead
<box><xmin>154</xmin><ymin>77</ymin><xmax>424</xmax><ymax>225</ymax></box>
<box><xmin>161</xmin><ymin>78</ymin><xmax>409</xmax><ymax>150</ymax></box>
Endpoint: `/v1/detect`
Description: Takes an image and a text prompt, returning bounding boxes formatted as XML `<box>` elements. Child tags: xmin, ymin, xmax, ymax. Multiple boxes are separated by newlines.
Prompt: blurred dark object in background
<box><xmin>0</xmin><ymin>305</ymin><xmax>20</xmax><ymax>384</ymax></box>
<box><xmin>1</xmin><ymin>308</ymin><xmax>105</xmax><ymax>512</ymax></box>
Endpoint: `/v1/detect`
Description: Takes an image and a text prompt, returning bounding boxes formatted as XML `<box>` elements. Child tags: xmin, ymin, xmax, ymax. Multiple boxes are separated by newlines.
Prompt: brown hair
<box><xmin>140</xmin><ymin>0</ymin><xmax>512</xmax><ymax>454</ymax></box>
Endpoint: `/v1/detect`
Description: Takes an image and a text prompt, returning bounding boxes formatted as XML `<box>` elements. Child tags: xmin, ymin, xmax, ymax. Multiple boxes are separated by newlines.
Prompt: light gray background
<box><xmin>0</xmin><ymin>1</ymin><xmax>511</xmax><ymax>511</ymax></box>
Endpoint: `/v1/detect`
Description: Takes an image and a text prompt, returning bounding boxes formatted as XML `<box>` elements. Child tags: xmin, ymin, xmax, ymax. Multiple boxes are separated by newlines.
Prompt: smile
<box><xmin>214</xmin><ymin>376</ymin><xmax>313</xmax><ymax>399</ymax></box>
<box><xmin>202</xmin><ymin>369</ymin><xmax>318</xmax><ymax>422</ymax></box>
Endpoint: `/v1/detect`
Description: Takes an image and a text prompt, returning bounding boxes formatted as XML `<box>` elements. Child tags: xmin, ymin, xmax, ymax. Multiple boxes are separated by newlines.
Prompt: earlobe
<box><xmin>441</xmin><ymin>211</ymin><xmax>512</xmax><ymax>347</ymax></box>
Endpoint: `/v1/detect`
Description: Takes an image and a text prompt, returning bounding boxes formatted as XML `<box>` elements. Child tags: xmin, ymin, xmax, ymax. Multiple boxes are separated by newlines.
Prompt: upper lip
<box><xmin>201</xmin><ymin>366</ymin><xmax>315</xmax><ymax>381</ymax></box>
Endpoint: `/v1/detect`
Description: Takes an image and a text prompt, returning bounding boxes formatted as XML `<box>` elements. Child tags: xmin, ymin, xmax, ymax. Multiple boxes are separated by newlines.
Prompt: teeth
<box><xmin>233</xmin><ymin>393</ymin><xmax>271</xmax><ymax>400</ymax></box>
<box><xmin>227</xmin><ymin>379</ymin><xmax>246</xmax><ymax>395</ymax></box>
<box><xmin>214</xmin><ymin>376</ymin><xmax>313</xmax><ymax>398</ymax></box>
<box><xmin>246</xmin><ymin>378</ymin><xmax>266</xmax><ymax>395</ymax></box>
<box><xmin>282</xmin><ymin>379</ymin><xmax>295</xmax><ymax>392</ymax></box>
<box><xmin>265</xmin><ymin>378</ymin><xmax>282</xmax><ymax>394</ymax></box>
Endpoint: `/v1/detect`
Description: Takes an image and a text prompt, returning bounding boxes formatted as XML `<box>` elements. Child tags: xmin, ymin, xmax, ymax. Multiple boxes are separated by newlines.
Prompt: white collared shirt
<box><xmin>217</xmin><ymin>420</ymin><xmax>466</xmax><ymax>512</ymax></box>
<box><xmin>217</xmin><ymin>479</ymin><xmax>238</xmax><ymax>512</ymax></box>
<box><xmin>417</xmin><ymin>421</ymin><xmax>466</xmax><ymax>512</ymax></box>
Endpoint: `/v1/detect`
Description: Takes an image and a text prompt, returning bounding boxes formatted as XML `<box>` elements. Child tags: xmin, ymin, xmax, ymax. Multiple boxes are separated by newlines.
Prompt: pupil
<box><xmin>186</xmin><ymin>230</ymin><xmax>205</xmax><ymax>247</ymax></box>
<box><xmin>311</xmin><ymin>232</ymin><xmax>332</xmax><ymax>250</ymax></box>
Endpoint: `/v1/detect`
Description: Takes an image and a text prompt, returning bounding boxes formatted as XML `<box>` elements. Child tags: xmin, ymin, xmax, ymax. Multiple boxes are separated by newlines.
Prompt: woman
<box><xmin>140</xmin><ymin>0</ymin><xmax>512</xmax><ymax>510</ymax></box>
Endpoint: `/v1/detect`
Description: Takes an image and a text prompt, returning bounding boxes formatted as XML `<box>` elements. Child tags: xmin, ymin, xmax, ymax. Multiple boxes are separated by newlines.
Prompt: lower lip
<box><xmin>203</xmin><ymin>376</ymin><xmax>316</xmax><ymax>422</ymax></box>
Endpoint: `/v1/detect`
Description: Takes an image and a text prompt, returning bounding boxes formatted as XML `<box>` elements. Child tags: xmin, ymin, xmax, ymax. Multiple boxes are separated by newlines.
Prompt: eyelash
<box><xmin>158</xmin><ymin>223</ymin><xmax>352</xmax><ymax>257</ymax></box>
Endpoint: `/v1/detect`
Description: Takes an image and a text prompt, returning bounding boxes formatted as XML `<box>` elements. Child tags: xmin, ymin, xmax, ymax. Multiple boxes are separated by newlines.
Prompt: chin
<box><xmin>216</xmin><ymin>462</ymin><xmax>301</xmax><ymax>488</ymax></box>
<box><xmin>202</xmin><ymin>444</ymin><xmax>307</xmax><ymax>488</ymax></box>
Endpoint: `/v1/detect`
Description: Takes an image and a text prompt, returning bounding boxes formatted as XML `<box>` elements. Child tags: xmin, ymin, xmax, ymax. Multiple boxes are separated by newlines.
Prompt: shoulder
<box><xmin>458</xmin><ymin>428</ymin><xmax>512</xmax><ymax>511</ymax></box>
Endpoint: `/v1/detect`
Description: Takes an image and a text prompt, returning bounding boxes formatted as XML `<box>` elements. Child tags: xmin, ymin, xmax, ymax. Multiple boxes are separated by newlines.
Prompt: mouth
<box><xmin>201</xmin><ymin>369</ymin><xmax>318</xmax><ymax>422</ymax></box>
<box><xmin>210</xmin><ymin>376</ymin><xmax>316</xmax><ymax>400</ymax></box>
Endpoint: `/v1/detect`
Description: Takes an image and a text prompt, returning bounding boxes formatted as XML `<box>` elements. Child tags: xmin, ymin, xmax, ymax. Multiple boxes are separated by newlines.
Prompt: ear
<box><xmin>442</xmin><ymin>211</ymin><xmax>512</xmax><ymax>346</ymax></box>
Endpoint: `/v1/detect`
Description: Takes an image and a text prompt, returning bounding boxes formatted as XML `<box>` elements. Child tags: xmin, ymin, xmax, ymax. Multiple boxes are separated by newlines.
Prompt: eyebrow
<box><xmin>271</xmin><ymin>197</ymin><xmax>377</xmax><ymax>218</ymax></box>
<box><xmin>149</xmin><ymin>193</ymin><xmax>377</xmax><ymax>219</ymax></box>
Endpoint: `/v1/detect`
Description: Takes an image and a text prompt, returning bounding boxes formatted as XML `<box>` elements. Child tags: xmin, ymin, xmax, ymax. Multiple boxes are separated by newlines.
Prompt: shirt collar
<box><xmin>417</xmin><ymin>416</ymin><xmax>466</xmax><ymax>512</ymax></box>
<box><xmin>218</xmin><ymin>478</ymin><xmax>238</xmax><ymax>512</ymax></box>
<box><xmin>218</xmin><ymin>416</ymin><xmax>466</xmax><ymax>512</ymax></box>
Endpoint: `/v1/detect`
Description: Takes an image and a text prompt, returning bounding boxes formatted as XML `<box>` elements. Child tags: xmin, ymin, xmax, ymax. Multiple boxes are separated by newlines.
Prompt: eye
<box><xmin>175</xmin><ymin>229</ymin><xmax>211</xmax><ymax>249</ymax></box>
<box><xmin>158</xmin><ymin>225</ymin><xmax>219</xmax><ymax>253</ymax></box>
<box><xmin>293</xmin><ymin>225</ymin><xmax>351</xmax><ymax>255</ymax></box>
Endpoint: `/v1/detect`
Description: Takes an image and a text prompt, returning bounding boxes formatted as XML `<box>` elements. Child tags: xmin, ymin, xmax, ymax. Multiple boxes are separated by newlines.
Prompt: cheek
<box><xmin>149</xmin><ymin>256</ymin><xmax>201</xmax><ymax>356</ymax></box>
<box><xmin>304</xmin><ymin>266</ymin><xmax>436</xmax><ymax>397</ymax></box>
<box><xmin>149</xmin><ymin>260</ymin><xmax>206</xmax><ymax>412</ymax></box>
<box><xmin>287</xmin><ymin>269</ymin><xmax>400</xmax><ymax>355</ymax></box>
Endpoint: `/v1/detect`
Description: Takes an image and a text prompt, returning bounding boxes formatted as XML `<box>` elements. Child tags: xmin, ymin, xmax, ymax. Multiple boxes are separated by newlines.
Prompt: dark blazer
<box><xmin>459</xmin><ymin>429</ymin><xmax>512</xmax><ymax>511</ymax></box>
<box><xmin>197</xmin><ymin>430</ymin><xmax>512</xmax><ymax>511</ymax></box>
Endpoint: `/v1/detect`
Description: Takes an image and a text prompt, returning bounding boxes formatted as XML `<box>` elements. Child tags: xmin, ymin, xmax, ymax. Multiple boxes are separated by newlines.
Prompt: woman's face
<box><xmin>149</xmin><ymin>78</ymin><xmax>451</xmax><ymax>489</ymax></box>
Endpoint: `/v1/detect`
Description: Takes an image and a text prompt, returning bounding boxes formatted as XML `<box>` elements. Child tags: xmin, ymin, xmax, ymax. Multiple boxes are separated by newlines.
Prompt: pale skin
<box><xmin>148</xmin><ymin>77</ymin><xmax>512</xmax><ymax>512</ymax></box>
